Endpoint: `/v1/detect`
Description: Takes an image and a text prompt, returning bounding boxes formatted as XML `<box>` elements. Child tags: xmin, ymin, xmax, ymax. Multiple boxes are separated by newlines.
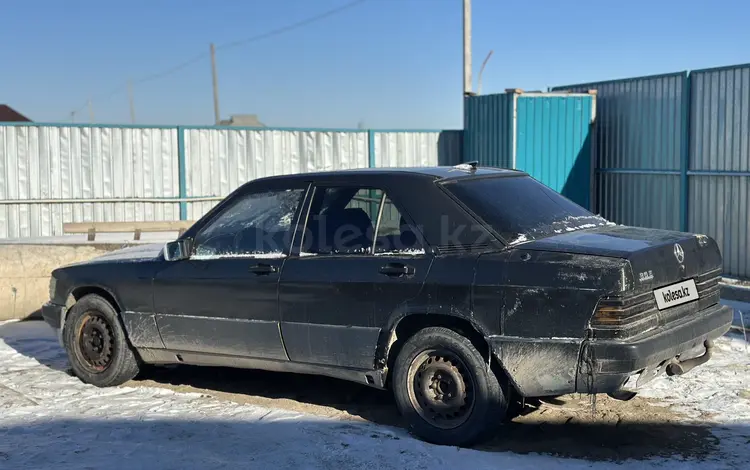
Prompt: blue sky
<box><xmin>2</xmin><ymin>0</ymin><xmax>749</xmax><ymax>128</ymax></box>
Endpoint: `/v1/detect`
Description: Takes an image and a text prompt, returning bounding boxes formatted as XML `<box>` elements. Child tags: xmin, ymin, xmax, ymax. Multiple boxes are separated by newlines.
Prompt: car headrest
<box><xmin>323</xmin><ymin>207</ymin><xmax>373</xmax><ymax>251</ymax></box>
<box><xmin>400</xmin><ymin>215</ymin><xmax>418</xmax><ymax>248</ymax></box>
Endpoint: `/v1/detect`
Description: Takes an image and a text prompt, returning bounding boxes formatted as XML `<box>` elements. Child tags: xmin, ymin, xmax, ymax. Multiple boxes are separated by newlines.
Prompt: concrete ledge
<box><xmin>0</xmin><ymin>243</ymin><xmax>135</xmax><ymax>321</ymax></box>
<box><xmin>720</xmin><ymin>281</ymin><xmax>750</xmax><ymax>303</ymax></box>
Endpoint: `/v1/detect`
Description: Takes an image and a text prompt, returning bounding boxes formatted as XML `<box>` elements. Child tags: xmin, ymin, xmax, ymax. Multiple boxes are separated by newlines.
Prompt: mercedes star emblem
<box><xmin>674</xmin><ymin>243</ymin><xmax>685</xmax><ymax>264</ymax></box>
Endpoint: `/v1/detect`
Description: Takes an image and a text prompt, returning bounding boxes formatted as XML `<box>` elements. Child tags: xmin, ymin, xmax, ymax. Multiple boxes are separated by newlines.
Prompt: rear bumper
<box><xmin>578</xmin><ymin>303</ymin><xmax>733</xmax><ymax>393</ymax></box>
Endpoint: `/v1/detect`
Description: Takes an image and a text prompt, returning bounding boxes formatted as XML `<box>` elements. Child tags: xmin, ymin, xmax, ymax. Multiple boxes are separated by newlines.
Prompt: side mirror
<box><xmin>164</xmin><ymin>238</ymin><xmax>193</xmax><ymax>262</ymax></box>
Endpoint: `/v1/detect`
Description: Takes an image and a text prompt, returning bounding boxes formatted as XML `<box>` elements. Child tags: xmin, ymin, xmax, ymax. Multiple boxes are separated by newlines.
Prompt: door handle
<box><xmin>379</xmin><ymin>263</ymin><xmax>415</xmax><ymax>277</ymax></box>
<box><xmin>249</xmin><ymin>263</ymin><xmax>278</xmax><ymax>275</ymax></box>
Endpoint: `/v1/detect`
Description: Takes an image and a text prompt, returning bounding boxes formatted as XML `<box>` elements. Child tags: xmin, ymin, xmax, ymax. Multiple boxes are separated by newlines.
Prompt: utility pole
<box><xmin>70</xmin><ymin>111</ymin><xmax>76</xmax><ymax>123</ymax></box>
<box><xmin>210</xmin><ymin>43</ymin><xmax>221</xmax><ymax>125</ymax></box>
<box><xmin>128</xmin><ymin>80</ymin><xmax>136</xmax><ymax>124</ymax></box>
<box><xmin>463</xmin><ymin>0</ymin><xmax>472</xmax><ymax>96</ymax></box>
<box><xmin>88</xmin><ymin>98</ymin><xmax>94</xmax><ymax>123</ymax></box>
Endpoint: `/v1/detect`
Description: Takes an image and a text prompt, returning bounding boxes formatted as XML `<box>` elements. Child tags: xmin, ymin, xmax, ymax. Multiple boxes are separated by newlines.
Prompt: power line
<box><xmin>64</xmin><ymin>0</ymin><xmax>368</xmax><ymax>122</ymax></box>
<box><xmin>218</xmin><ymin>0</ymin><xmax>367</xmax><ymax>51</ymax></box>
<box><xmin>134</xmin><ymin>51</ymin><xmax>209</xmax><ymax>86</ymax></box>
<box><xmin>65</xmin><ymin>82</ymin><xmax>129</xmax><ymax>121</ymax></box>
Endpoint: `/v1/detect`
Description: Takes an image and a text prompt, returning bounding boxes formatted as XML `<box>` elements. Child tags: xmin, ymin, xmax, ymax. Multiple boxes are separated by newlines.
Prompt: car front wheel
<box><xmin>63</xmin><ymin>294</ymin><xmax>140</xmax><ymax>387</ymax></box>
<box><xmin>392</xmin><ymin>326</ymin><xmax>508</xmax><ymax>446</ymax></box>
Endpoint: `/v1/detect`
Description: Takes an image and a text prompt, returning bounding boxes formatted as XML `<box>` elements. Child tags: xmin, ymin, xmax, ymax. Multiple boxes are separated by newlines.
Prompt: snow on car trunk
<box><xmin>0</xmin><ymin>320</ymin><xmax>748</xmax><ymax>469</ymax></box>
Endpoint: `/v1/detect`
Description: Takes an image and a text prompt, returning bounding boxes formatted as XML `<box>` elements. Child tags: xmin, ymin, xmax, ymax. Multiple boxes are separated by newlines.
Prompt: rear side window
<box><xmin>442</xmin><ymin>175</ymin><xmax>611</xmax><ymax>245</ymax></box>
<box><xmin>301</xmin><ymin>186</ymin><xmax>423</xmax><ymax>255</ymax></box>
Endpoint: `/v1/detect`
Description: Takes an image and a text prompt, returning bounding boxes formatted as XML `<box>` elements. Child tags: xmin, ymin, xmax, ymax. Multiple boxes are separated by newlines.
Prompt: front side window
<box><xmin>193</xmin><ymin>189</ymin><xmax>304</xmax><ymax>258</ymax></box>
<box><xmin>301</xmin><ymin>186</ymin><xmax>423</xmax><ymax>255</ymax></box>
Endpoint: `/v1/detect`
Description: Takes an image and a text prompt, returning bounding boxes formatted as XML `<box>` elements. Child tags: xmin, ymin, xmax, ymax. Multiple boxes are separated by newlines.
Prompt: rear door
<box><xmin>153</xmin><ymin>182</ymin><xmax>309</xmax><ymax>359</ymax></box>
<box><xmin>278</xmin><ymin>183</ymin><xmax>432</xmax><ymax>370</ymax></box>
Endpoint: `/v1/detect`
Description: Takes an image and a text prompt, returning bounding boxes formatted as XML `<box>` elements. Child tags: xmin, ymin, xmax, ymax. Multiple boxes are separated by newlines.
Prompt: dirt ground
<box><xmin>128</xmin><ymin>364</ymin><xmax>719</xmax><ymax>462</ymax></box>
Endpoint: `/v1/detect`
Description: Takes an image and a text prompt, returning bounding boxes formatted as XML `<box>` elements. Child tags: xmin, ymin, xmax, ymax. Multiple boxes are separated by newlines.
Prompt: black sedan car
<box><xmin>42</xmin><ymin>164</ymin><xmax>733</xmax><ymax>446</ymax></box>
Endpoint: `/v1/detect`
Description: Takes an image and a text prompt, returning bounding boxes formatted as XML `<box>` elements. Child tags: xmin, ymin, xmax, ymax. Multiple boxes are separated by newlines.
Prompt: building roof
<box><xmin>219</xmin><ymin>114</ymin><xmax>265</xmax><ymax>127</ymax></box>
<box><xmin>0</xmin><ymin>105</ymin><xmax>31</xmax><ymax>122</ymax></box>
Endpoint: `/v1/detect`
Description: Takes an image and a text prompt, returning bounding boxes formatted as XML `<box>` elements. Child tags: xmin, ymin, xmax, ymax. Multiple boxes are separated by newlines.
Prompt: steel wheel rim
<box><xmin>75</xmin><ymin>312</ymin><xmax>115</xmax><ymax>373</ymax></box>
<box><xmin>406</xmin><ymin>348</ymin><xmax>476</xmax><ymax>430</ymax></box>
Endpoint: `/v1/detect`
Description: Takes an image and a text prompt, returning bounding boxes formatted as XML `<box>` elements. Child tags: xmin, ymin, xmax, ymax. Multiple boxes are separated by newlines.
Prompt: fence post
<box><xmin>177</xmin><ymin>126</ymin><xmax>187</xmax><ymax>220</ymax></box>
<box><xmin>368</xmin><ymin>129</ymin><xmax>376</xmax><ymax>168</ymax></box>
<box><xmin>367</xmin><ymin>130</ymin><xmax>377</xmax><ymax>215</ymax></box>
<box><xmin>679</xmin><ymin>72</ymin><xmax>692</xmax><ymax>232</ymax></box>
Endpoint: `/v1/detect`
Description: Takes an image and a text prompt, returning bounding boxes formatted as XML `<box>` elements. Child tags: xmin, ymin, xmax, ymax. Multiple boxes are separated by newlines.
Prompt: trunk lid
<box><xmin>520</xmin><ymin>225</ymin><xmax>722</xmax><ymax>290</ymax></box>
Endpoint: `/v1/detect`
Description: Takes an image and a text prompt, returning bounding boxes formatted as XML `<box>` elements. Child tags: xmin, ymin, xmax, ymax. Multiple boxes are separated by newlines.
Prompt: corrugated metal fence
<box><xmin>0</xmin><ymin>125</ymin><xmax>462</xmax><ymax>238</ymax></box>
<box><xmin>0</xmin><ymin>125</ymin><xmax>181</xmax><ymax>238</ymax></box>
<box><xmin>553</xmin><ymin>63</ymin><xmax>750</xmax><ymax>278</ymax></box>
<box><xmin>463</xmin><ymin>92</ymin><xmax>596</xmax><ymax>209</ymax></box>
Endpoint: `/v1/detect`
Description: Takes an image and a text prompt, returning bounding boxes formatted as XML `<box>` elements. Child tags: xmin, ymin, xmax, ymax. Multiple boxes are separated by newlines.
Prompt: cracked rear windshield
<box><xmin>442</xmin><ymin>175</ymin><xmax>612</xmax><ymax>245</ymax></box>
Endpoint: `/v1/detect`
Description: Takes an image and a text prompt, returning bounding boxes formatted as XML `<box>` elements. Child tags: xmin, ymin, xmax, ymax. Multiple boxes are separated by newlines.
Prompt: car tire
<box><xmin>63</xmin><ymin>294</ymin><xmax>140</xmax><ymax>387</ymax></box>
<box><xmin>392</xmin><ymin>326</ymin><xmax>507</xmax><ymax>446</ymax></box>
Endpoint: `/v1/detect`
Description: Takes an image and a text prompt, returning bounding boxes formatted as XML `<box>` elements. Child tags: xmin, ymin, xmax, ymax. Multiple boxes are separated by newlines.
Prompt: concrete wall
<box><xmin>0</xmin><ymin>243</ymin><xmax>125</xmax><ymax>321</ymax></box>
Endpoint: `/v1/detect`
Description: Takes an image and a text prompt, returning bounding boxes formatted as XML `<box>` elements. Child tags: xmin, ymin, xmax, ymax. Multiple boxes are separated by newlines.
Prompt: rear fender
<box><xmin>488</xmin><ymin>336</ymin><xmax>585</xmax><ymax>397</ymax></box>
<box><xmin>475</xmin><ymin>250</ymin><xmax>622</xmax><ymax>397</ymax></box>
<box><xmin>374</xmin><ymin>303</ymin><xmax>492</xmax><ymax>370</ymax></box>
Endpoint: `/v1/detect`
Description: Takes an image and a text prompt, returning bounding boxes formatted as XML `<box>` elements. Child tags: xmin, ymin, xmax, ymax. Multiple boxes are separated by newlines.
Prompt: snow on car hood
<box><xmin>78</xmin><ymin>243</ymin><xmax>164</xmax><ymax>265</ymax></box>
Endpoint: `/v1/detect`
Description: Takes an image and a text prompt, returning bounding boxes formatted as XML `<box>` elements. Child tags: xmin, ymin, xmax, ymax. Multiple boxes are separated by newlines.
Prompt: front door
<box><xmin>279</xmin><ymin>185</ymin><xmax>432</xmax><ymax>370</ymax></box>
<box><xmin>153</xmin><ymin>185</ymin><xmax>307</xmax><ymax>360</ymax></box>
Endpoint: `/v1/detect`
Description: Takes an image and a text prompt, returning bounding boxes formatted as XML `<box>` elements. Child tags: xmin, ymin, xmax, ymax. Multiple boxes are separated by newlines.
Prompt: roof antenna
<box><xmin>452</xmin><ymin>161</ymin><xmax>478</xmax><ymax>172</ymax></box>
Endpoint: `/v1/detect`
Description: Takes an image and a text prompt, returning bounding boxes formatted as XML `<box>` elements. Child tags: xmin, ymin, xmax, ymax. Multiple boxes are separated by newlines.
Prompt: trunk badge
<box><xmin>674</xmin><ymin>244</ymin><xmax>685</xmax><ymax>263</ymax></box>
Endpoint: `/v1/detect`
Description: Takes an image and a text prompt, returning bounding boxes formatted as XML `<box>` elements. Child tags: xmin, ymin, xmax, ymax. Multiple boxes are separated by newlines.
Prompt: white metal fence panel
<box><xmin>0</xmin><ymin>126</ymin><xmax>462</xmax><ymax>239</ymax></box>
<box><xmin>183</xmin><ymin>129</ymin><xmax>369</xmax><ymax>219</ymax></box>
<box><xmin>373</xmin><ymin>131</ymin><xmax>463</xmax><ymax>167</ymax></box>
<box><xmin>0</xmin><ymin>125</ymin><xmax>179</xmax><ymax>238</ymax></box>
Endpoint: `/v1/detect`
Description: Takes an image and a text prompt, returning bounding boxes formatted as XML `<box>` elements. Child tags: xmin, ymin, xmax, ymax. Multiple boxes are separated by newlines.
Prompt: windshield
<box><xmin>442</xmin><ymin>175</ymin><xmax>613</xmax><ymax>245</ymax></box>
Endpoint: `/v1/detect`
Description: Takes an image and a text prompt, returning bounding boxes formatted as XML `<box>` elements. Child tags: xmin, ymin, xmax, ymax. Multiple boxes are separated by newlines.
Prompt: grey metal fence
<box><xmin>688</xmin><ymin>65</ymin><xmax>750</xmax><ymax>278</ymax></box>
<box><xmin>552</xmin><ymin>72</ymin><xmax>687</xmax><ymax>230</ymax></box>
<box><xmin>553</xmin><ymin>63</ymin><xmax>750</xmax><ymax>278</ymax></box>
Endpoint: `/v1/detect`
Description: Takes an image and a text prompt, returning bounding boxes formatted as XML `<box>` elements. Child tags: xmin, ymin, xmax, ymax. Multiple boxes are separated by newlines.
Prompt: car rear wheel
<box><xmin>63</xmin><ymin>294</ymin><xmax>140</xmax><ymax>387</ymax></box>
<box><xmin>392</xmin><ymin>327</ymin><xmax>507</xmax><ymax>446</ymax></box>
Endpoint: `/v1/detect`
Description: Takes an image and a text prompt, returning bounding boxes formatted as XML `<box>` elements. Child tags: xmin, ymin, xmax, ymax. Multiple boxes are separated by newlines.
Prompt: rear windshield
<box><xmin>442</xmin><ymin>175</ymin><xmax>613</xmax><ymax>245</ymax></box>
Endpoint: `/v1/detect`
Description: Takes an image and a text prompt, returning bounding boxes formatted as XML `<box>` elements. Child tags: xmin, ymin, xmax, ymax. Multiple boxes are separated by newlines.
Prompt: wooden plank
<box><xmin>64</xmin><ymin>221</ymin><xmax>195</xmax><ymax>235</ymax></box>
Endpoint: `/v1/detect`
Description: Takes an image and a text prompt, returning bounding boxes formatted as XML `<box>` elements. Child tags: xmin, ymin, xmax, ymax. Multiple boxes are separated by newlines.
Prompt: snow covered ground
<box><xmin>0</xmin><ymin>320</ymin><xmax>748</xmax><ymax>470</ymax></box>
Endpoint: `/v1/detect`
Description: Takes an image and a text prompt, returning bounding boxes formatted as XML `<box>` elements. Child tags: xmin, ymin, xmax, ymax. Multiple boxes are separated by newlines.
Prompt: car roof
<box><xmin>253</xmin><ymin>165</ymin><xmax>526</xmax><ymax>184</ymax></box>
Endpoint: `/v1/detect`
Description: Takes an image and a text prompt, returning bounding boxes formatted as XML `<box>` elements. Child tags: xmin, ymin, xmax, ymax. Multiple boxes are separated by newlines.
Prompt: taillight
<box><xmin>591</xmin><ymin>291</ymin><xmax>656</xmax><ymax>328</ymax></box>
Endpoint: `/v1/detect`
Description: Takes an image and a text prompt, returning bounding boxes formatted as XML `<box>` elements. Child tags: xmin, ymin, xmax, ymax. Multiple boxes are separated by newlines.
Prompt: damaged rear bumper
<box><xmin>577</xmin><ymin>303</ymin><xmax>733</xmax><ymax>393</ymax></box>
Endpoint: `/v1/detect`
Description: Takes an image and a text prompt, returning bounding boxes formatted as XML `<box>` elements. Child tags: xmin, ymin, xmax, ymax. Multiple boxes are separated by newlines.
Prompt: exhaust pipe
<box><xmin>666</xmin><ymin>339</ymin><xmax>714</xmax><ymax>376</ymax></box>
<box><xmin>608</xmin><ymin>389</ymin><xmax>638</xmax><ymax>401</ymax></box>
